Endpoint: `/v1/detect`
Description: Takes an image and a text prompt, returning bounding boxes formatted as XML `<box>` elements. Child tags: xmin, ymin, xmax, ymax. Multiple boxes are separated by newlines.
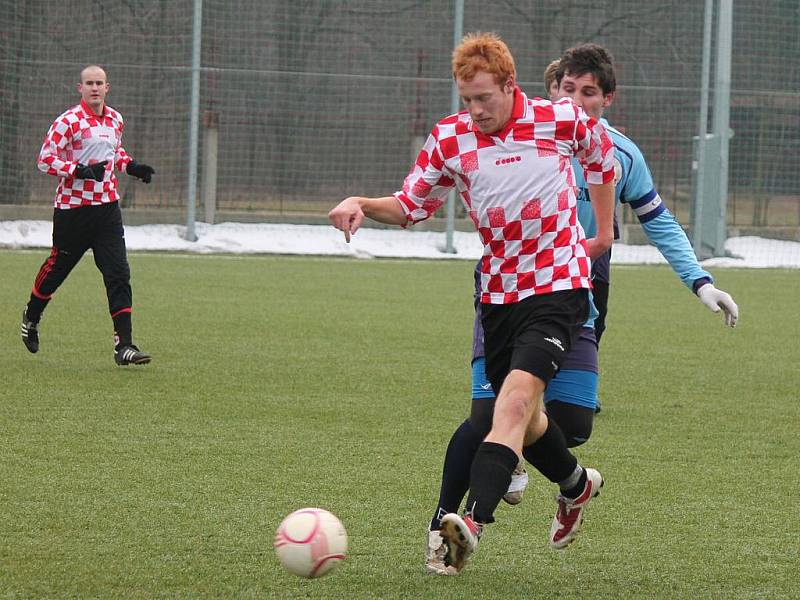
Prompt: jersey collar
<box><xmin>80</xmin><ymin>98</ymin><xmax>107</xmax><ymax>118</ymax></box>
<box><xmin>473</xmin><ymin>86</ymin><xmax>526</xmax><ymax>142</ymax></box>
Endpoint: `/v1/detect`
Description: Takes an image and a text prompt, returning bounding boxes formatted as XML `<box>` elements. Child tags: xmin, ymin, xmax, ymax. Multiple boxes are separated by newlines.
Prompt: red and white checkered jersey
<box><xmin>395</xmin><ymin>88</ymin><xmax>615</xmax><ymax>304</ymax></box>
<box><xmin>37</xmin><ymin>99</ymin><xmax>133</xmax><ymax>209</ymax></box>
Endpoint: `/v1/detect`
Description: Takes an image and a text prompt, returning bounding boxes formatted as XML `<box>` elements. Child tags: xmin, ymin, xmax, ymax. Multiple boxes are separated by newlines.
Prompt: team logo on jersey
<box><xmin>648</xmin><ymin>195</ymin><xmax>662</xmax><ymax>210</ymax></box>
<box><xmin>495</xmin><ymin>155</ymin><xmax>522</xmax><ymax>166</ymax></box>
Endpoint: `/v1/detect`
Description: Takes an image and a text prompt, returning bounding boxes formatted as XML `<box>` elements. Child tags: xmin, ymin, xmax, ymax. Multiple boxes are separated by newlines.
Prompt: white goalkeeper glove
<box><xmin>697</xmin><ymin>283</ymin><xmax>739</xmax><ymax>327</ymax></box>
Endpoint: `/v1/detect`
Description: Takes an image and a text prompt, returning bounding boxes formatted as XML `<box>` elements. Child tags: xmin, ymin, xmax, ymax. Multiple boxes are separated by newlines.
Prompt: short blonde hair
<box><xmin>452</xmin><ymin>32</ymin><xmax>516</xmax><ymax>85</ymax></box>
<box><xmin>543</xmin><ymin>59</ymin><xmax>561</xmax><ymax>94</ymax></box>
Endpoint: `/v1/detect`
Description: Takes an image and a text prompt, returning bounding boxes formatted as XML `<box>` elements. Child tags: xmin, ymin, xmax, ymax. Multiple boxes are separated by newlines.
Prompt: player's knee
<box><xmin>545</xmin><ymin>400</ymin><xmax>594</xmax><ymax>448</ymax></box>
<box><xmin>498</xmin><ymin>388</ymin><xmax>532</xmax><ymax>424</ymax></box>
<box><xmin>564</xmin><ymin>424</ymin><xmax>592</xmax><ymax>448</ymax></box>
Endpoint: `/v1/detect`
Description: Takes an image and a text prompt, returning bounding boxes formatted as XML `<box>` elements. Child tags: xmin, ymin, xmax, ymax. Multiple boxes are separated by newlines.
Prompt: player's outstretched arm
<box><xmin>696</xmin><ymin>282</ymin><xmax>739</xmax><ymax>327</ymax></box>
<box><xmin>329</xmin><ymin>196</ymin><xmax>406</xmax><ymax>242</ymax></box>
<box><xmin>635</xmin><ymin>208</ymin><xmax>739</xmax><ymax>327</ymax></box>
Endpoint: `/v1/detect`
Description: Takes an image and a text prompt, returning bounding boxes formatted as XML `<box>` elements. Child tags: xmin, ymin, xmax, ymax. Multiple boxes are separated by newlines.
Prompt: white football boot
<box><xmin>424</xmin><ymin>529</ymin><xmax>458</xmax><ymax>575</ymax></box>
<box><xmin>549</xmin><ymin>467</ymin><xmax>604</xmax><ymax>549</ymax></box>
<box><xmin>439</xmin><ymin>513</ymin><xmax>482</xmax><ymax>572</ymax></box>
<box><xmin>502</xmin><ymin>462</ymin><xmax>529</xmax><ymax>505</ymax></box>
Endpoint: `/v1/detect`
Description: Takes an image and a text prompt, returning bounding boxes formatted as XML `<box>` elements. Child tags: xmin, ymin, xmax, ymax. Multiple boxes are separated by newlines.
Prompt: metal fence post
<box><xmin>202</xmin><ymin>111</ymin><xmax>218</xmax><ymax>224</ymax></box>
<box><xmin>712</xmin><ymin>0</ymin><xmax>733</xmax><ymax>256</ymax></box>
<box><xmin>692</xmin><ymin>0</ymin><xmax>713</xmax><ymax>257</ymax></box>
<box><xmin>185</xmin><ymin>0</ymin><xmax>202</xmax><ymax>242</ymax></box>
<box><xmin>442</xmin><ymin>0</ymin><xmax>463</xmax><ymax>255</ymax></box>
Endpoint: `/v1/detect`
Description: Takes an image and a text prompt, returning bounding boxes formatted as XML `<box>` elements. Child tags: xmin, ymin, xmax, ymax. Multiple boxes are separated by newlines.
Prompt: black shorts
<box><xmin>480</xmin><ymin>288</ymin><xmax>589</xmax><ymax>393</ymax></box>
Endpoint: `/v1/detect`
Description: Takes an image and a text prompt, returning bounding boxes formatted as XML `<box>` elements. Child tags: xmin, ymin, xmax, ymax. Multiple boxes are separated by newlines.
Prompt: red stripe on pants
<box><xmin>32</xmin><ymin>247</ymin><xmax>58</xmax><ymax>299</ymax></box>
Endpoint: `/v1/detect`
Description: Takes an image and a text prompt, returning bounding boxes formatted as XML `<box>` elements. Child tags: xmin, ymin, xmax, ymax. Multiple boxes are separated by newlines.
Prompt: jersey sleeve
<box><xmin>573</xmin><ymin>106</ymin><xmax>615</xmax><ymax>185</ymax></box>
<box><xmin>618</xmin><ymin>142</ymin><xmax>666</xmax><ymax>226</ymax></box>
<box><xmin>617</xmin><ymin>143</ymin><xmax>655</xmax><ymax>205</ymax></box>
<box><xmin>37</xmin><ymin>114</ymin><xmax>77</xmax><ymax>177</ymax></box>
<box><xmin>618</xmin><ymin>140</ymin><xmax>712</xmax><ymax>290</ymax></box>
<box><xmin>393</xmin><ymin>129</ymin><xmax>455</xmax><ymax>224</ymax></box>
<box><xmin>640</xmin><ymin>208</ymin><xmax>714</xmax><ymax>290</ymax></box>
<box><xmin>114</xmin><ymin>117</ymin><xmax>132</xmax><ymax>172</ymax></box>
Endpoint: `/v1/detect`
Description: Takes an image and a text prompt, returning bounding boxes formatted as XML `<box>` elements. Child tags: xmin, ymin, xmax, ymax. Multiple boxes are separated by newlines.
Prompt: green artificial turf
<box><xmin>1</xmin><ymin>251</ymin><xmax>797</xmax><ymax>599</ymax></box>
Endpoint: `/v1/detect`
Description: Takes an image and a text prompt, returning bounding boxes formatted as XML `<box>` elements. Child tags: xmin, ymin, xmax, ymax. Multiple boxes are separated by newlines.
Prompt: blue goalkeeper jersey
<box><xmin>574</xmin><ymin>119</ymin><xmax>712</xmax><ymax>290</ymax></box>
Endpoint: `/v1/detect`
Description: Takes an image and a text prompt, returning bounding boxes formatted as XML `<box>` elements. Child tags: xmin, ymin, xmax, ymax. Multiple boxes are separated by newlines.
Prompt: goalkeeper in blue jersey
<box><xmin>425</xmin><ymin>43</ymin><xmax>739</xmax><ymax>575</ymax></box>
<box><xmin>557</xmin><ymin>43</ymin><xmax>737</xmax><ymax>340</ymax></box>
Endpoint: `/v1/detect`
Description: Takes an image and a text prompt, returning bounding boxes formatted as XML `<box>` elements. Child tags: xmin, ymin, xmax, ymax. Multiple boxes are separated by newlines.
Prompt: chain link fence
<box><xmin>1</xmin><ymin>0</ymin><xmax>798</xmax><ymax>235</ymax></box>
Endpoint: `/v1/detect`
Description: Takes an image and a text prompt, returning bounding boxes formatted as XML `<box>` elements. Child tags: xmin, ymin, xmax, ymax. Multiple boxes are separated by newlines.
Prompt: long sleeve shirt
<box><xmin>37</xmin><ymin>99</ymin><xmax>133</xmax><ymax>209</ymax></box>
<box><xmin>574</xmin><ymin>119</ymin><xmax>712</xmax><ymax>290</ymax></box>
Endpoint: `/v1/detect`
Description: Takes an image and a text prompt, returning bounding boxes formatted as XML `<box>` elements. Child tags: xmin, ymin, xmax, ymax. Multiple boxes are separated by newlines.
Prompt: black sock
<box><xmin>464</xmin><ymin>442</ymin><xmax>518</xmax><ymax>524</ymax></box>
<box><xmin>521</xmin><ymin>416</ymin><xmax>578</xmax><ymax>483</ymax></box>
<box><xmin>112</xmin><ymin>311</ymin><xmax>132</xmax><ymax>347</ymax></box>
<box><xmin>26</xmin><ymin>295</ymin><xmax>49</xmax><ymax>323</ymax></box>
<box><xmin>430</xmin><ymin>419</ymin><xmax>483</xmax><ymax>530</ymax></box>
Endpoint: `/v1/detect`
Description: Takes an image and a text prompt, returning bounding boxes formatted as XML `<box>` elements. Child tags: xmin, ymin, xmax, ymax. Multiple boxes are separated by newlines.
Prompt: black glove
<box><xmin>126</xmin><ymin>161</ymin><xmax>155</xmax><ymax>184</ymax></box>
<box><xmin>74</xmin><ymin>160</ymin><xmax>108</xmax><ymax>181</ymax></box>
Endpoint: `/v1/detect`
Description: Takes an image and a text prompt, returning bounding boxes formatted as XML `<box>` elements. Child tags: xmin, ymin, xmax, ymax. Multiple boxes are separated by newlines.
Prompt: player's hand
<box><xmin>74</xmin><ymin>160</ymin><xmax>108</xmax><ymax>181</ymax></box>
<box><xmin>328</xmin><ymin>197</ymin><xmax>366</xmax><ymax>243</ymax></box>
<box><xmin>697</xmin><ymin>283</ymin><xmax>739</xmax><ymax>327</ymax></box>
<box><xmin>585</xmin><ymin>234</ymin><xmax>613</xmax><ymax>260</ymax></box>
<box><xmin>126</xmin><ymin>161</ymin><xmax>155</xmax><ymax>184</ymax></box>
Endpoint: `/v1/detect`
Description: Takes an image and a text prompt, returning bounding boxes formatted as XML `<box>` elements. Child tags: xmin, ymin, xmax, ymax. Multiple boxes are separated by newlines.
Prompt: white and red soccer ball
<box><xmin>274</xmin><ymin>508</ymin><xmax>347</xmax><ymax>578</ymax></box>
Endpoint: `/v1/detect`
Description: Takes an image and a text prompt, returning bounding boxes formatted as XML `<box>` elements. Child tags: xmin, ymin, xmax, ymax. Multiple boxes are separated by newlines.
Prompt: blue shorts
<box><xmin>471</xmin><ymin>327</ymin><xmax>598</xmax><ymax>409</ymax></box>
<box><xmin>543</xmin><ymin>369</ymin><xmax>598</xmax><ymax>410</ymax></box>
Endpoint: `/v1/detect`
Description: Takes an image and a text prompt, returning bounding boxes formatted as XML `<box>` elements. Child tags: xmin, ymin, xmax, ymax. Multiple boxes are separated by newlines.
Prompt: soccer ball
<box><xmin>274</xmin><ymin>508</ymin><xmax>347</xmax><ymax>578</ymax></box>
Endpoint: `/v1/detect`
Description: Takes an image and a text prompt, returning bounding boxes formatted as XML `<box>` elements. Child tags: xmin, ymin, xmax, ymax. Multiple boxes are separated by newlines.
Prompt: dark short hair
<box><xmin>556</xmin><ymin>43</ymin><xmax>616</xmax><ymax>95</ymax></box>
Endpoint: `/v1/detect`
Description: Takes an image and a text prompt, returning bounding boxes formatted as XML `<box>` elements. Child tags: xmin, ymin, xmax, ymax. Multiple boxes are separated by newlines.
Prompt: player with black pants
<box><xmin>21</xmin><ymin>65</ymin><xmax>155</xmax><ymax>366</ymax></box>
